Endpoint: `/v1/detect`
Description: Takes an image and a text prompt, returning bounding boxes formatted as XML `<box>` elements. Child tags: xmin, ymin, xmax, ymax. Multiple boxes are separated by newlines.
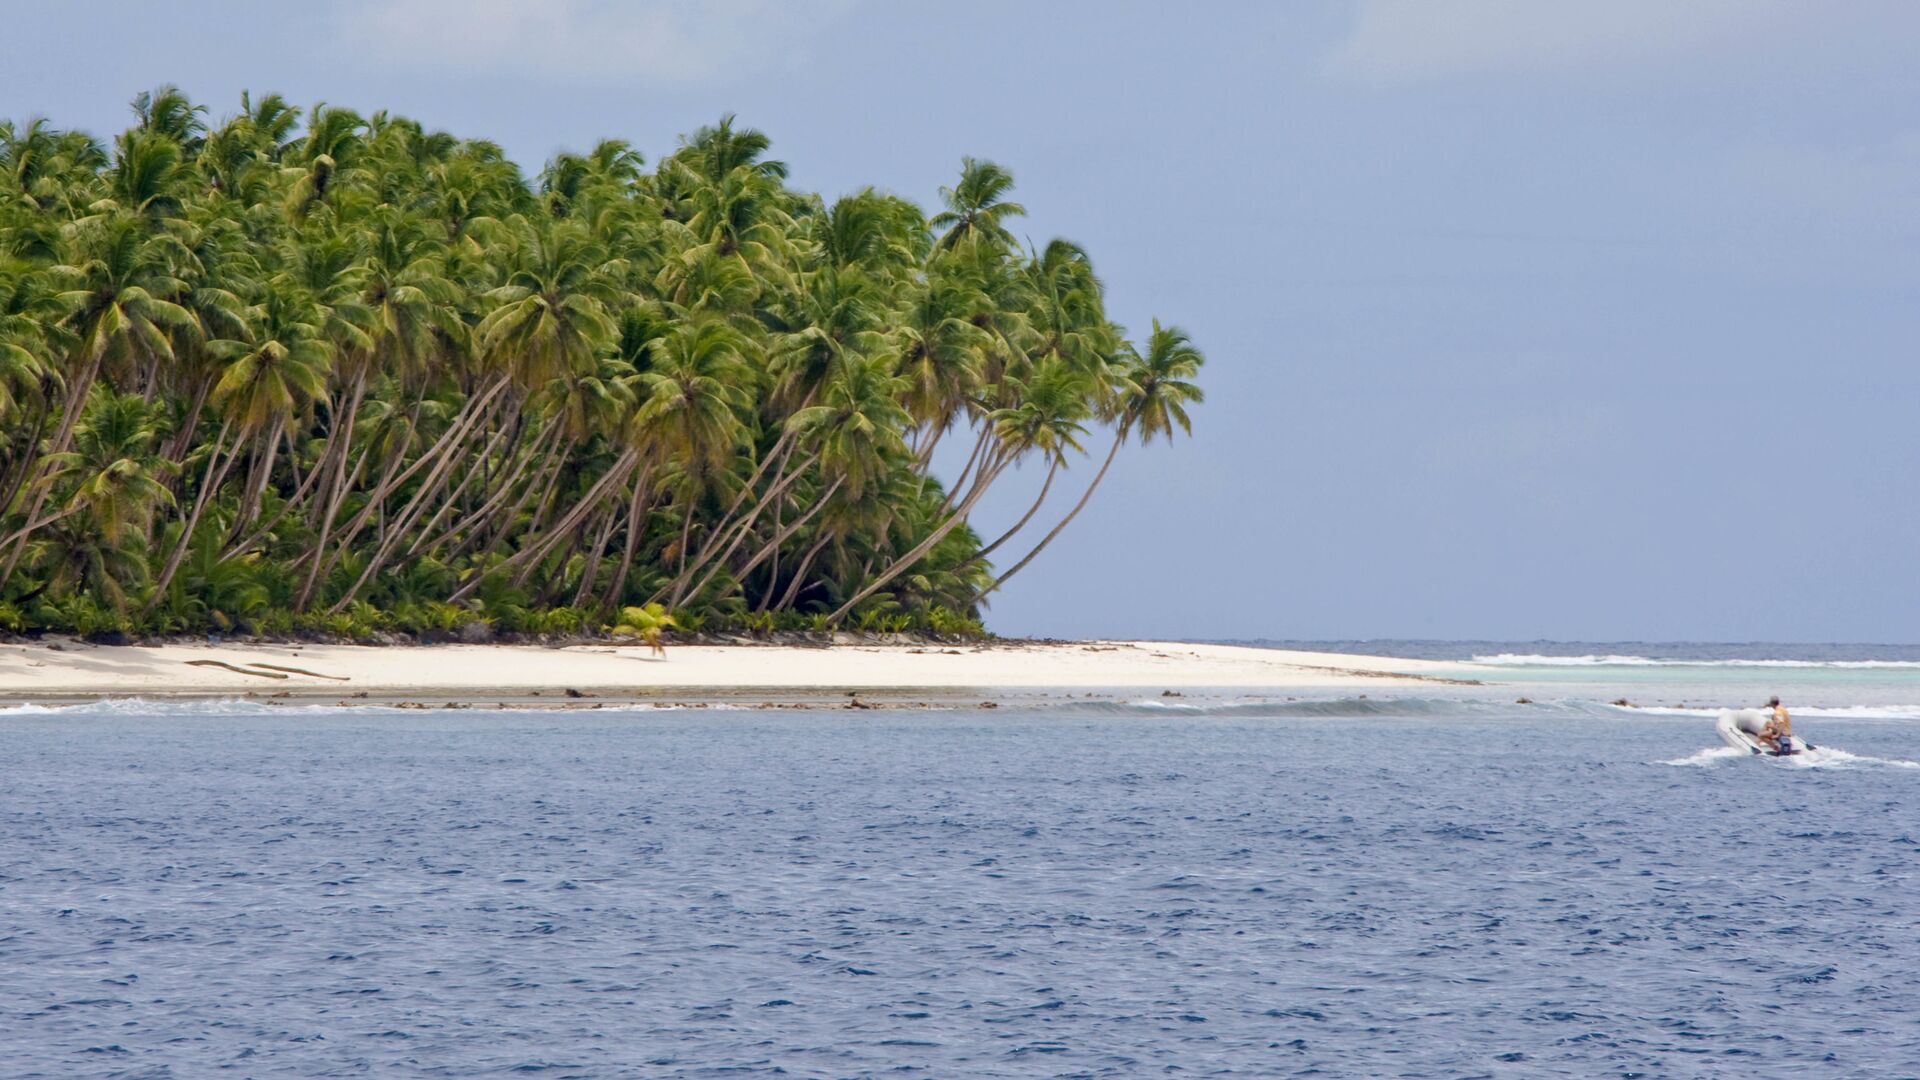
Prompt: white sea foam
<box><xmin>1660</xmin><ymin>744</ymin><xmax>1920</xmax><ymax>769</ymax></box>
<box><xmin>0</xmin><ymin>697</ymin><xmax>751</xmax><ymax>717</ymax></box>
<box><xmin>1660</xmin><ymin>746</ymin><xmax>1751</xmax><ymax>767</ymax></box>
<box><xmin>1472</xmin><ymin>653</ymin><xmax>1920</xmax><ymax>669</ymax></box>
<box><xmin>1622</xmin><ymin>703</ymin><xmax>1920</xmax><ymax>721</ymax></box>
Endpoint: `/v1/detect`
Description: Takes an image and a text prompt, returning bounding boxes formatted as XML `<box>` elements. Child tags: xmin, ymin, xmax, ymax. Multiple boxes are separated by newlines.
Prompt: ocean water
<box><xmin>1252</xmin><ymin>640</ymin><xmax>1920</xmax><ymax>719</ymax></box>
<box><xmin>4</xmin><ymin>694</ymin><xmax>1918</xmax><ymax>1078</ymax></box>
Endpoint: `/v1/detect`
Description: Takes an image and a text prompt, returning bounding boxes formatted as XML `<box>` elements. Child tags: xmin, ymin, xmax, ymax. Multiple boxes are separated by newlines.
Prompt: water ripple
<box><xmin>1</xmin><ymin>706</ymin><xmax>1915</xmax><ymax>1076</ymax></box>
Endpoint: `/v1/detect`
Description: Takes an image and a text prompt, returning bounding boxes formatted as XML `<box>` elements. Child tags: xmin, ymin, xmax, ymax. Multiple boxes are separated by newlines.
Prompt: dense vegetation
<box><xmin>0</xmin><ymin>89</ymin><xmax>1201</xmax><ymax>641</ymax></box>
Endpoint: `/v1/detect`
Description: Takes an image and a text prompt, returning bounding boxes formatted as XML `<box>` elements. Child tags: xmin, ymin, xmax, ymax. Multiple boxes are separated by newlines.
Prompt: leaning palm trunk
<box><xmin>668</xmin><ymin>449</ymin><xmax>819</xmax><ymax>607</ymax></box>
<box><xmin>415</xmin><ymin>416</ymin><xmax>559</xmax><ymax>559</ymax></box>
<box><xmin>829</xmin><ymin>454</ymin><xmax>1012</xmax><ymax>624</ymax></box>
<box><xmin>770</xmin><ymin>531</ymin><xmax>835</xmax><ymax>612</ymax></box>
<box><xmin>305</xmin><ymin>376</ymin><xmax>510</xmax><ymax>609</ymax></box>
<box><xmin>963</xmin><ymin>455</ymin><xmax>1059</xmax><ymax>568</ymax></box>
<box><xmin>232</xmin><ymin>417</ymin><xmax>286</xmax><ymax>534</ymax></box>
<box><xmin>974</xmin><ymin>427</ymin><xmax>1124</xmax><ymax>602</ymax></box>
<box><xmin>599</xmin><ymin>466</ymin><xmax>655</xmax><ymax>614</ymax></box>
<box><xmin>391</xmin><ymin>418</ymin><xmax>516</xmax><ymax>557</ymax></box>
<box><xmin>455</xmin><ymin>434</ymin><xmax>576</xmax><ymax>564</ymax></box>
<box><xmin>328</xmin><ymin>412</ymin><xmax>517</xmax><ymax>612</ymax></box>
<box><xmin>448</xmin><ymin>448</ymin><xmax>641</xmax><ymax>604</ymax></box>
<box><xmin>0</xmin><ymin>406</ymin><xmax>51</xmax><ymax>527</ymax></box>
<box><xmin>680</xmin><ymin>426</ymin><xmax>795</xmax><ymax>574</ymax></box>
<box><xmin>293</xmin><ymin>373</ymin><xmax>370</xmax><ymax>606</ymax></box>
<box><xmin>0</xmin><ymin>352</ymin><xmax>103</xmax><ymax>587</ymax></box>
<box><xmin>145</xmin><ymin>420</ymin><xmax>242</xmax><ymax>613</ymax></box>
<box><xmin>571</xmin><ymin>505</ymin><xmax>624</xmax><ymax>608</ymax></box>
<box><xmin>718</xmin><ymin>476</ymin><xmax>843</xmax><ymax>598</ymax></box>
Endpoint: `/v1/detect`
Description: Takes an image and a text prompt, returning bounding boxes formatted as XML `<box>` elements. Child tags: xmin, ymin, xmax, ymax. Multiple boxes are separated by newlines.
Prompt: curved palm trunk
<box><xmin>571</xmin><ymin>505</ymin><xmax>623</xmax><ymax>608</ymax></box>
<box><xmin>416</xmin><ymin>416</ymin><xmax>559</xmax><ymax>559</ymax></box>
<box><xmin>447</xmin><ymin>448</ymin><xmax>640</xmax><ymax>604</ymax></box>
<box><xmin>975</xmin><ymin>427</ymin><xmax>1124</xmax><ymax>603</ymax></box>
<box><xmin>0</xmin><ymin>503</ymin><xmax>85</xmax><ymax>550</ymax></box>
<box><xmin>305</xmin><ymin>376</ymin><xmax>510</xmax><ymax>610</ymax></box>
<box><xmin>935</xmin><ymin>424</ymin><xmax>992</xmax><ymax>517</ymax></box>
<box><xmin>221</xmin><ymin>421</ymin><xmax>328</xmax><ymax>560</ymax></box>
<box><xmin>232</xmin><ymin>417</ymin><xmax>286</xmax><ymax>534</ymax></box>
<box><xmin>725</xmin><ymin>477</ymin><xmax>841</xmax><ymax>587</ymax></box>
<box><xmin>145</xmin><ymin>420</ymin><xmax>241</xmax><ymax>613</ymax></box>
<box><xmin>0</xmin><ymin>405</ymin><xmax>51</xmax><ymax>522</ymax></box>
<box><xmin>163</xmin><ymin>375</ymin><xmax>214</xmax><ymax>464</ymax></box>
<box><xmin>828</xmin><ymin>455</ymin><xmax>1012</xmax><ymax>625</ymax></box>
<box><xmin>963</xmin><ymin>455</ymin><xmax>1058</xmax><ymax>569</ymax></box>
<box><xmin>669</xmin><ymin>449</ymin><xmax>818</xmax><ymax>607</ymax></box>
<box><xmin>682</xmin><ymin>425</ymin><xmax>795</xmax><ymax>570</ymax></box>
<box><xmin>1</xmin><ymin>352</ymin><xmax>102</xmax><ymax>587</ymax></box>
<box><xmin>771</xmin><ymin>531</ymin><xmax>833</xmax><ymax>612</ymax></box>
<box><xmin>456</xmin><ymin>434</ymin><xmax>575</xmax><ymax>564</ymax></box>
<box><xmin>599</xmin><ymin>466</ymin><xmax>655</xmax><ymax>614</ymax></box>
<box><xmin>331</xmin><ymin>412</ymin><xmax>519</xmax><ymax>611</ymax></box>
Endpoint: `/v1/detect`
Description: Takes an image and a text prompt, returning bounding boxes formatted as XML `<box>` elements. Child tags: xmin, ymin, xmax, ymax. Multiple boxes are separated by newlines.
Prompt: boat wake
<box><xmin>1661</xmin><ymin>745</ymin><xmax>1920</xmax><ymax>769</ymax></box>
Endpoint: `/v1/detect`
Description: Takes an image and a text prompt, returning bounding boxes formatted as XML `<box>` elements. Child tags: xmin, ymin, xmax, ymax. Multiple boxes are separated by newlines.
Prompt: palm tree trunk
<box><xmin>447</xmin><ymin>448</ymin><xmax>639</xmax><ymax>604</ymax></box>
<box><xmin>772</xmin><ymin>531</ymin><xmax>833</xmax><ymax>612</ymax></box>
<box><xmin>963</xmin><ymin>455</ymin><xmax>1058</xmax><ymax>568</ymax></box>
<box><xmin>144</xmin><ymin>420</ymin><xmax>240</xmax><ymax>613</ymax></box>
<box><xmin>164</xmin><ymin>374</ymin><xmax>213</xmax><ymax>464</ymax></box>
<box><xmin>571</xmin><ymin>505</ymin><xmax>622</xmax><ymax>609</ymax></box>
<box><xmin>0</xmin><ymin>503</ymin><xmax>85</xmax><ymax>550</ymax></box>
<box><xmin>935</xmin><ymin>424</ymin><xmax>992</xmax><ymax>517</ymax></box>
<box><xmin>0</xmin><ymin>405</ymin><xmax>51</xmax><ymax>522</ymax></box>
<box><xmin>829</xmin><ymin>456</ymin><xmax>1012</xmax><ymax>624</ymax></box>
<box><xmin>397</xmin><ymin>419</ymin><xmax>515</xmax><ymax>557</ymax></box>
<box><xmin>1</xmin><ymin>352</ymin><xmax>102</xmax><ymax>585</ymax></box>
<box><xmin>309</xmin><ymin>378</ymin><xmax>510</xmax><ymax>609</ymax></box>
<box><xmin>683</xmin><ymin>425</ymin><xmax>794</xmax><ymax>571</ymax></box>
<box><xmin>975</xmin><ymin>428</ymin><xmax>1124</xmax><ymax>602</ymax></box>
<box><xmin>294</xmin><ymin>372</ymin><xmax>373</xmax><ymax>608</ymax></box>
<box><xmin>418</xmin><ymin>416</ymin><xmax>558</xmax><ymax>558</ymax></box>
<box><xmin>600</xmin><ymin>465</ymin><xmax>654</xmax><ymax>614</ymax></box>
<box><xmin>668</xmin><ymin>449</ymin><xmax>819</xmax><ymax>606</ymax></box>
<box><xmin>455</xmin><ymin>433</ymin><xmax>574</xmax><ymax>564</ymax></box>
<box><xmin>722</xmin><ymin>476</ymin><xmax>842</xmax><ymax>597</ymax></box>
<box><xmin>233</xmin><ymin>416</ymin><xmax>285</xmax><ymax>532</ymax></box>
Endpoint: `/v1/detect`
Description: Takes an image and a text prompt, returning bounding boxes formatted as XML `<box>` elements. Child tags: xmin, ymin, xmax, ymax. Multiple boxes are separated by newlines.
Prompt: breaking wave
<box><xmin>1472</xmin><ymin>653</ymin><xmax>1920</xmax><ymax>669</ymax></box>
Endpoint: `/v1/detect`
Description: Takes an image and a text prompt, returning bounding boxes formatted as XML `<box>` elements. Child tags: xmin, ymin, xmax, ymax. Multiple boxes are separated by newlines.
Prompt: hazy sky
<box><xmin>6</xmin><ymin>1</ymin><xmax>1917</xmax><ymax>640</ymax></box>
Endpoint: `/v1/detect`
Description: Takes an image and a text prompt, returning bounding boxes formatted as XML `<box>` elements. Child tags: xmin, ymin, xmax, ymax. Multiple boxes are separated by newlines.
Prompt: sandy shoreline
<box><xmin>0</xmin><ymin>639</ymin><xmax>1474</xmax><ymax>708</ymax></box>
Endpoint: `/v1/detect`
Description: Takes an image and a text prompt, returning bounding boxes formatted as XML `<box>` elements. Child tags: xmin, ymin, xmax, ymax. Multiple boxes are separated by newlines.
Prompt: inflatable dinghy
<box><xmin>1716</xmin><ymin>708</ymin><xmax>1811</xmax><ymax>756</ymax></box>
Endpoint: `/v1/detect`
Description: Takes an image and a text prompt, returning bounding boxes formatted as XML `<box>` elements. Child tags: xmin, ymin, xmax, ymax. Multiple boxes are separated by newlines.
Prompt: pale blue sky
<box><xmin>6</xmin><ymin>1</ymin><xmax>1917</xmax><ymax>640</ymax></box>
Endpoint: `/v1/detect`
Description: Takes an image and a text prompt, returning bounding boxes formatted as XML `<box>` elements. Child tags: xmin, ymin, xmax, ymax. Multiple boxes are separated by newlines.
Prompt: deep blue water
<box><xmin>4</xmin><ymin>703</ymin><xmax>1919</xmax><ymax>1078</ymax></box>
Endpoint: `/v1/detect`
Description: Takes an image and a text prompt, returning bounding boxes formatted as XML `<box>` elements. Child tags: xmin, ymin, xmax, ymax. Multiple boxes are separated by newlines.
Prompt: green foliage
<box><xmin>609</xmin><ymin>601</ymin><xmax>677</xmax><ymax>652</ymax></box>
<box><xmin>0</xmin><ymin>89</ymin><xmax>1201</xmax><ymax>642</ymax></box>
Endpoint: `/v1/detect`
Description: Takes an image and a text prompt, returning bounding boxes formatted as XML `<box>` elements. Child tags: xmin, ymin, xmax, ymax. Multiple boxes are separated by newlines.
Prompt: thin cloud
<box><xmin>345</xmin><ymin>0</ymin><xmax>856</xmax><ymax>84</ymax></box>
<box><xmin>1325</xmin><ymin>0</ymin><xmax>1795</xmax><ymax>84</ymax></box>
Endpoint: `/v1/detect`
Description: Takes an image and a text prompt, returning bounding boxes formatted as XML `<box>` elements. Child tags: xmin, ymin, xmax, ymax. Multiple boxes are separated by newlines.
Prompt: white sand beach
<box><xmin>0</xmin><ymin>639</ymin><xmax>1470</xmax><ymax>705</ymax></box>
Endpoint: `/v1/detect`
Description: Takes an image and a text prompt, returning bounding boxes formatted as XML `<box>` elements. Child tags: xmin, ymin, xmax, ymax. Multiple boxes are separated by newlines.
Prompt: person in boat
<box><xmin>1756</xmin><ymin>696</ymin><xmax>1796</xmax><ymax>754</ymax></box>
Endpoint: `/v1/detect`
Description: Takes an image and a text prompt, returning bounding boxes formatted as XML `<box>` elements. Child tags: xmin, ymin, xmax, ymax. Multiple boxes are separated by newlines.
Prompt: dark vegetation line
<box><xmin>0</xmin><ymin>87</ymin><xmax>1203</xmax><ymax>642</ymax></box>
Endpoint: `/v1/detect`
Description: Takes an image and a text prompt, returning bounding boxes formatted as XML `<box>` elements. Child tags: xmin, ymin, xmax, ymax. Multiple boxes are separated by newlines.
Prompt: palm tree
<box><xmin>42</xmin><ymin>390</ymin><xmax>174</xmax><ymax>546</ymax></box>
<box><xmin>977</xmin><ymin>320</ymin><xmax>1204</xmax><ymax>600</ymax></box>
<box><xmin>0</xmin><ymin>215</ymin><xmax>191</xmax><ymax>589</ymax></box>
<box><xmin>147</xmin><ymin>284</ymin><xmax>332</xmax><ymax>607</ymax></box>
<box><xmin>930</xmin><ymin>158</ymin><xmax>1025</xmax><ymax>253</ymax></box>
<box><xmin>0</xmin><ymin>96</ymin><xmax>1202</xmax><ymax>637</ymax></box>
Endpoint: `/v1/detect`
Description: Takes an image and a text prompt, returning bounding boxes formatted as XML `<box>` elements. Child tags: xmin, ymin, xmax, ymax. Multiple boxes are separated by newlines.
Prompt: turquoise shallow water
<box><xmin>1252</xmin><ymin>640</ymin><xmax>1920</xmax><ymax>716</ymax></box>
<box><xmin>3</xmin><ymin>695</ymin><xmax>1918</xmax><ymax>1077</ymax></box>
